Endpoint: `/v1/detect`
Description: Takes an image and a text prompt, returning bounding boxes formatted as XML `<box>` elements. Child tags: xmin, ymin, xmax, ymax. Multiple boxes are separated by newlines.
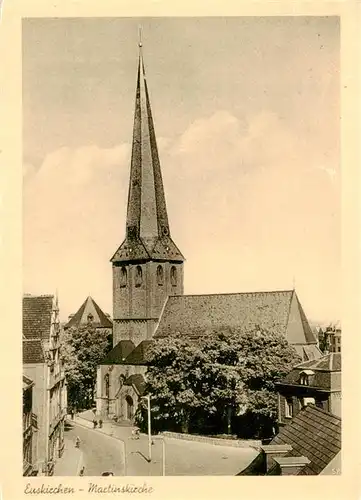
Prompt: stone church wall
<box><xmin>96</xmin><ymin>363</ymin><xmax>147</xmax><ymax>418</ymax></box>
<box><xmin>112</xmin><ymin>260</ymin><xmax>183</xmax><ymax>346</ymax></box>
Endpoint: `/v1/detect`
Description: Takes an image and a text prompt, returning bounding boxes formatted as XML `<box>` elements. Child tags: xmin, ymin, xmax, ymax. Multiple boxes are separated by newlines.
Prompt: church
<box><xmin>95</xmin><ymin>41</ymin><xmax>321</xmax><ymax>422</ymax></box>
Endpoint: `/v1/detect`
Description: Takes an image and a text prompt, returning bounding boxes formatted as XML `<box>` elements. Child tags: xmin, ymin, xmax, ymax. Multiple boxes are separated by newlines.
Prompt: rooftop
<box><xmin>271</xmin><ymin>404</ymin><xmax>341</xmax><ymax>475</ymax></box>
<box><xmin>23</xmin><ymin>295</ymin><xmax>54</xmax><ymax>340</ymax></box>
<box><xmin>155</xmin><ymin>290</ymin><xmax>318</xmax><ymax>353</ymax></box>
<box><xmin>100</xmin><ymin>340</ymin><xmax>136</xmax><ymax>365</ymax></box>
<box><xmin>65</xmin><ymin>296</ymin><xmax>112</xmax><ymax>330</ymax></box>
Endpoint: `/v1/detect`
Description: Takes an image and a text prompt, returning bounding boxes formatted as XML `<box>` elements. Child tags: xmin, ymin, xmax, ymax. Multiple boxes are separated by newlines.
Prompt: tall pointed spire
<box><xmin>112</xmin><ymin>35</ymin><xmax>184</xmax><ymax>263</ymax></box>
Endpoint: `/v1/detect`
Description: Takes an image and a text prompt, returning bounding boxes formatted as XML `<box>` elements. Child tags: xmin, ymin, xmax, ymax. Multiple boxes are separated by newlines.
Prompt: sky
<box><xmin>22</xmin><ymin>17</ymin><xmax>340</xmax><ymax>324</ymax></box>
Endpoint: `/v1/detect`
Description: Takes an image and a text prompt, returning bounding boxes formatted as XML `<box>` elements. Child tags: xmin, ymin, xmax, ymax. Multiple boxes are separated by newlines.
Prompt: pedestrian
<box><xmin>99</xmin><ymin>419</ymin><xmax>103</xmax><ymax>429</ymax></box>
<box><xmin>93</xmin><ymin>419</ymin><xmax>97</xmax><ymax>429</ymax></box>
<box><xmin>79</xmin><ymin>466</ymin><xmax>85</xmax><ymax>476</ymax></box>
<box><xmin>71</xmin><ymin>410</ymin><xmax>74</xmax><ymax>420</ymax></box>
<box><xmin>132</xmin><ymin>427</ymin><xmax>140</xmax><ymax>439</ymax></box>
<box><xmin>75</xmin><ymin>436</ymin><xmax>81</xmax><ymax>448</ymax></box>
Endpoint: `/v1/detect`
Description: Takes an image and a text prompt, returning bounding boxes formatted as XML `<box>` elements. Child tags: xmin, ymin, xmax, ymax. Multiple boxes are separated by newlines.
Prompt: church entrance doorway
<box><xmin>126</xmin><ymin>396</ymin><xmax>134</xmax><ymax>421</ymax></box>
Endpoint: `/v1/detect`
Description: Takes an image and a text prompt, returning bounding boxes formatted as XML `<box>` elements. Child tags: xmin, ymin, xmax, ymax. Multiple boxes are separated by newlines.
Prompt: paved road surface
<box><xmin>66</xmin><ymin>422</ymin><xmax>124</xmax><ymax>476</ymax></box>
<box><xmin>72</xmin><ymin>416</ymin><xmax>259</xmax><ymax>476</ymax></box>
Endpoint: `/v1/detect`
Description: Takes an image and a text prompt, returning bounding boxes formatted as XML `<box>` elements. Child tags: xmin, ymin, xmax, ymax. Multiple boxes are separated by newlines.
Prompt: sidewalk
<box><xmin>53</xmin><ymin>435</ymin><xmax>83</xmax><ymax>476</ymax></box>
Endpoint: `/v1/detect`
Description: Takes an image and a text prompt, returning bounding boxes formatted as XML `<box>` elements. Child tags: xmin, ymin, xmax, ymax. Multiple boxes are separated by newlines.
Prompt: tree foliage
<box><xmin>62</xmin><ymin>324</ymin><xmax>112</xmax><ymax>411</ymax></box>
<box><xmin>136</xmin><ymin>328</ymin><xmax>301</xmax><ymax>439</ymax></box>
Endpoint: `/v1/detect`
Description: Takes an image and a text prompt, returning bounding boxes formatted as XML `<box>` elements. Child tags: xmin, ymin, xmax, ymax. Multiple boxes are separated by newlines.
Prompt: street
<box><xmin>54</xmin><ymin>417</ymin><xmax>259</xmax><ymax>476</ymax></box>
<box><xmin>64</xmin><ymin>422</ymin><xmax>124</xmax><ymax>476</ymax></box>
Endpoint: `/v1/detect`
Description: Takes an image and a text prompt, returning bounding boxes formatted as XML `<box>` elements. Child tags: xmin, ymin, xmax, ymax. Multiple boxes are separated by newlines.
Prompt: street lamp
<box><xmin>141</xmin><ymin>394</ymin><xmax>152</xmax><ymax>463</ymax></box>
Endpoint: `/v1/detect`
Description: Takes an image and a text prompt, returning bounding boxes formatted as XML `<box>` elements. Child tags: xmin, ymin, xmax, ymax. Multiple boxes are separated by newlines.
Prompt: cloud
<box><xmin>163</xmin><ymin>110</ymin><xmax>340</xmax><ymax>321</ymax></box>
<box><xmin>23</xmin><ymin>111</ymin><xmax>340</xmax><ymax>323</ymax></box>
<box><xmin>23</xmin><ymin>143</ymin><xmax>131</xmax><ymax>319</ymax></box>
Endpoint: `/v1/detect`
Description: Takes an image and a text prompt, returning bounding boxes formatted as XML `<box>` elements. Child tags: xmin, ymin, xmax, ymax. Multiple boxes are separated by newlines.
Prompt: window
<box><xmin>135</xmin><ymin>266</ymin><xmax>143</xmax><ymax>287</ymax></box>
<box><xmin>285</xmin><ymin>398</ymin><xmax>293</xmax><ymax>418</ymax></box>
<box><xmin>299</xmin><ymin>370</ymin><xmax>314</xmax><ymax>386</ymax></box>
<box><xmin>119</xmin><ymin>375</ymin><xmax>125</xmax><ymax>390</ymax></box>
<box><xmin>156</xmin><ymin>265</ymin><xmax>164</xmax><ymax>286</ymax></box>
<box><xmin>170</xmin><ymin>266</ymin><xmax>177</xmax><ymax>286</ymax></box>
<box><xmin>104</xmin><ymin>374</ymin><xmax>110</xmax><ymax>398</ymax></box>
<box><xmin>120</xmin><ymin>267</ymin><xmax>127</xmax><ymax>288</ymax></box>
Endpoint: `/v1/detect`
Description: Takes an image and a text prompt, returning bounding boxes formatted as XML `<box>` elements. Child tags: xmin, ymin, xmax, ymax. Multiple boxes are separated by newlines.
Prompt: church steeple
<box><xmin>111</xmin><ymin>38</ymin><xmax>184</xmax><ymax>263</ymax></box>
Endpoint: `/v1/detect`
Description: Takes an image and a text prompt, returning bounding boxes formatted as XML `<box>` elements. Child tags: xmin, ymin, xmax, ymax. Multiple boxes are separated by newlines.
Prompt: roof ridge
<box><xmin>285</xmin><ymin>289</ymin><xmax>295</xmax><ymax>335</ymax></box>
<box><xmin>23</xmin><ymin>294</ymin><xmax>54</xmax><ymax>298</ymax></box>
<box><xmin>304</xmin><ymin>404</ymin><xmax>342</xmax><ymax>421</ymax></box>
<box><xmin>169</xmin><ymin>289</ymin><xmax>294</xmax><ymax>299</ymax></box>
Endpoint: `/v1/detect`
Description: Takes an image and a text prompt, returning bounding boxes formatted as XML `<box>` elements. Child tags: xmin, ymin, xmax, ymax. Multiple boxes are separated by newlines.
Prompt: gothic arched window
<box><xmin>157</xmin><ymin>265</ymin><xmax>164</xmax><ymax>286</ymax></box>
<box><xmin>120</xmin><ymin>267</ymin><xmax>127</xmax><ymax>288</ymax></box>
<box><xmin>135</xmin><ymin>265</ymin><xmax>143</xmax><ymax>287</ymax></box>
<box><xmin>104</xmin><ymin>374</ymin><xmax>110</xmax><ymax>398</ymax></box>
<box><xmin>170</xmin><ymin>266</ymin><xmax>177</xmax><ymax>286</ymax></box>
<box><xmin>119</xmin><ymin>374</ymin><xmax>126</xmax><ymax>390</ymax></box>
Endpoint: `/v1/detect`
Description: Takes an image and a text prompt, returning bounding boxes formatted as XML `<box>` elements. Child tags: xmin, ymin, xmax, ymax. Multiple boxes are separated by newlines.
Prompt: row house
<box><xmin>22</xmin><ymin>295</ymin><xmax>67</xmax><ymax>476</ymax></box>
<box><xmin>275</xmin><ymin>352</ymin><xmax>341</xmax><ymax>424</ymax></box>
<box><xmin>23</xmin><ymin>375</ymin><xmax>38</xmax><ymax>476</ymax></box>
<box><xmin>240</xmin><ymin>352</ymin><xmax>342</xmax><ymax>476</ymax></box>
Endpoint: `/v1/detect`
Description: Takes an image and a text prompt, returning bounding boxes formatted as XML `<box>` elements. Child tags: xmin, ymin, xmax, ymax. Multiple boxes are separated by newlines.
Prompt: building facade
<box><xmin>23</xmin><ymin>375</ymin><xmax>38</xmax><ymax>476</ymax></box>
<box><xmin>22</xmin><ymin>295</ymin><xmax>67</xmax><ymax>476</ymax></box>
<box><xmin>276</xmin><ymin>352</ymin><xmax>341</xmax><ymax>425</ymax></box>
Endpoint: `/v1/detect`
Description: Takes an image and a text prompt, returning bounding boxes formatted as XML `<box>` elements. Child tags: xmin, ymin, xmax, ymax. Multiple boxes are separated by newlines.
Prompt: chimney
<box><xmin>273</xmin><ymin>456</ymin><xmax>310</xmax><ymax>475</ymax></box>
<box><xmin>260</xmin><ymin>444</ymin><xmax>293</xmax><ymax>473</ymax></box>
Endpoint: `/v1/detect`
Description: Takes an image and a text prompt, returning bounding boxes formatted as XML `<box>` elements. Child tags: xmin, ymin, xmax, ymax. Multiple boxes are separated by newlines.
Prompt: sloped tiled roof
<box><xmin>110</xmin><ymin>48</ymin><xmax>184</xmax><ymax>264</ymax></box>
<box><xmin>125</xmin><ymin>374</ymin><xmax>146</xmax><ymax>395</ymax></box>
<box><xmin>271</xmin><ymin>405</ymin><xmax>341</xmax><ymax>475</ymax></box>
<box><xmin>296</xmin><ymin>353</ymin><xmax>341</xmax><ymax>371</ymax></box>
<box><xmin>100</xmin><ymin>340</ymin><xmax>136</xmax><ymax>365</ymax></box>
<box><xmin>302</xmin><ymin>345</ymin><xmax>323</xmax><ymax>361</ymax></box>
<box><xmin>65</xmin><ymin>296</ymin><xmax>112</xmax><ymax>329</ymax></box>
<box><xmin>23</xmin><ymin>339</ymin><xmax>45</xmax><ymax>364</ymax></box>
<box><xmin>295</xmin><ymin>295</ymin><xmax>317</xmax><ymax>344</ymax></box>
<box><xmin>277</xmin><ymin>353</ymin><xmax>341</xmax><ymax>391</ymax></box>
<box><xmin>155</xmin><ymin>290</ymin><xmax>314</xmax><ymax>347</ymax></box>
<box><xmin>23</xmin><ymin>295</ymin><xmax>54</xmax><ymax>340</ymax></box>
<box><xmin>124</xmin><ymin>340</ymin><xmax>153</xmax><ymax>365</ymax></box>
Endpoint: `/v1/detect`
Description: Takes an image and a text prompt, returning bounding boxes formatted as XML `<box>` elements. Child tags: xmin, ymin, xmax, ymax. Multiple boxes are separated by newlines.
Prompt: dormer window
<box><xmin>299</xmin><ymin>369</ymin><xmax>314</xmax><ymax>386</ymax></box>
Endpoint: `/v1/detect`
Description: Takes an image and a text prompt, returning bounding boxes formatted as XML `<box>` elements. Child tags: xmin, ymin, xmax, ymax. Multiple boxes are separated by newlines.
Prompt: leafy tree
<box><xmin>61</xmin><ymin>324</ymin><xmax>112</xmax><ymax>411</ymax></box>
<box><xmin>137</xmin><ymin>328</ymin><xmax>301</xmax><ymax>439</ymax></box>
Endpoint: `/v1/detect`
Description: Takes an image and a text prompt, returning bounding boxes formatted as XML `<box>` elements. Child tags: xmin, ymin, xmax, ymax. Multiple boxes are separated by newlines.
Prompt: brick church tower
<box><xmin>110</xmin><ymin>41</ymin><xmax>184</xmax><ymax>347</ymax></box>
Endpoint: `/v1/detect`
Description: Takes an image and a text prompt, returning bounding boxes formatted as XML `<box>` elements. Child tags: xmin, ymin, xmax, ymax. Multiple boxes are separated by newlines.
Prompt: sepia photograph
<box><xmin>21</xmin><ymin>16</ymin><xmax>341</xmax><ymax>478</ymax></box>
